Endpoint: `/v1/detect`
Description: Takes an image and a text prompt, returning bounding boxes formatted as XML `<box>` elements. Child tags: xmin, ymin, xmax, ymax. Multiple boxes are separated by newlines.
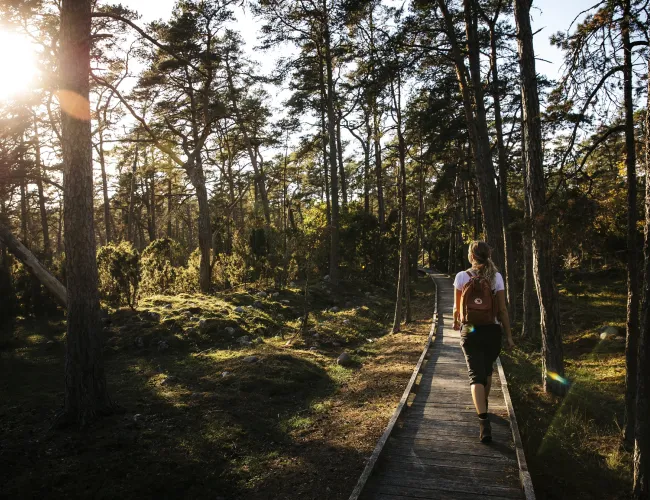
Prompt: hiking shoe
<box><xmin>479</xmin><ymin>417</ymin><xmax>492</xmax><ymax>443</ymax></box>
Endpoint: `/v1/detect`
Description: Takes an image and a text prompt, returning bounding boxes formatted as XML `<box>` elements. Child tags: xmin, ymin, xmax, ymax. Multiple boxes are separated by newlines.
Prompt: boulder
<box><xmin>600</xmin><ymin>326</ymin><xmax>623</xmax><ymax>337</ymax></box>
<box><xmin>146</xmin><ymin>311</ymin><xmax>161</xmax><ymax>322</ymax></box>
<box><xmin>272</xmin><ymin>292</ymin><xmax>280</xmax><ymax>298</ymax></box>
<box><xmin>257</xmin><ymin>291</ymin><xmax>268</xmax><ymax>298</ymax></box>
<box><xmin>252</xmin><ymin>337</ymin><xmax>264</xmax><ymax>345</ymax></box>
<box><xmin>332</xmin><ymin>341</ymin><xmax>341</xmax><ymax>347</ymax></box>
<box><xmin>225</xmin><ymin>327</ymin><xmax>236</xmax><ymax>335</ymax></box>
<box><xmin>158</xmin><ymin>340</ymin><xmax>170</xmax><ymax>351</ymax></box>
<box><xmin>160</xmin><ymin>375</ymin><xmax>177</xmax><ymax>386</ymax></box>
<box><xmin>329</xmin><ymin>306</ymin><xmax>340</xmax><ymax>313</ymax></box>
<box><xmin>309</xmin><ymin>347</ymin><xmax>318</xmax><ymax>352</ymax></box>
<box><xmin>237</xmin><ymin>335</ymin><xmax>251</xmax><ymax>345</ymax></box>
<box><xmin>235</xmin><ymin>306</ymin><xmax>246</xmax><ymax>314</ymax></box>
<box><xmin>188</xmin><ymin>306</ymin><xmax>202</xmax><ymax>314</ymax></box>
<box><xmin>222</xmin><ymin>371</ymin><xmax>232</xmax><ymax>377</ymax></box>
<box><xmin>253</xmin><ymin>301</ymin><xmax>264</xmax><ymax>309</ymax></box>
<box><xmin>337</xmin><ymin>352</ymin><xmax>353</xmax><ymax>367</ymax></box>
<box><xmin>243</xmin><ymin>356</ymin><xmax>259</xmax><ymax>363</ymax></box>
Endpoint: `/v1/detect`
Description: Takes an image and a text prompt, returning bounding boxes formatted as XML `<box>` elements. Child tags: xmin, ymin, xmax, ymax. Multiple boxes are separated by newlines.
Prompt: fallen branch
<box><xmin>0</xmin><ymin>222</ymin><xmax>67</xmax><ymax>308</ymax></box>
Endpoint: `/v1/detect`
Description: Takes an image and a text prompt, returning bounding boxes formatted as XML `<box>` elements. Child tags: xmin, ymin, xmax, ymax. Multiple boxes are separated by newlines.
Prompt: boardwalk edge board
<box><xmin>496</xmin><ymin>357</ymin><xmax>536</xmax><ymax>500</ymax></box>
<box><xmin>347</xmin><ymin>274</ymin><xmax>440</xmax><ymax>500</ymax></box>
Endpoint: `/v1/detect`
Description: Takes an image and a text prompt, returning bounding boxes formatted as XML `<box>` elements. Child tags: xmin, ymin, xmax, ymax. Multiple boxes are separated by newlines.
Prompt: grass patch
<box><xmin>502</xmin><ymin>268</ymin><xmax>632</xmax><ymax>500</ymax></box>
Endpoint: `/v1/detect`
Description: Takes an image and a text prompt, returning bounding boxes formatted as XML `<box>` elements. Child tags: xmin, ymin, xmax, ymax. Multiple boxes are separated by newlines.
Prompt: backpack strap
<box><xmin>466</xmin><ymin>271</ymin><xmax>474</xmax><ymax>280</ymax></box>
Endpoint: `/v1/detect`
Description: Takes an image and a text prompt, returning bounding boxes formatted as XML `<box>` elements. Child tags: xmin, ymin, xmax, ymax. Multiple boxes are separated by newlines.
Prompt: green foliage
<box><xmin>97</xmin><ymin>242</ymin><xmax>140</xmax><ymax>309</ymax></box>
<box><xmin>140</xmin><ymin>238</ymin><xmax>184</xmax><ymax>297</ymax></box>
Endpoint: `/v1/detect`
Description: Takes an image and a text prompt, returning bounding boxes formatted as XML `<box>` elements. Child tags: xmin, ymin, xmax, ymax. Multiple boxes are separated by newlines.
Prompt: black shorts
<box><xmin>460</xmin><ymin>323</ymin><xmax>503</xmax><ymax>386</ymax></box>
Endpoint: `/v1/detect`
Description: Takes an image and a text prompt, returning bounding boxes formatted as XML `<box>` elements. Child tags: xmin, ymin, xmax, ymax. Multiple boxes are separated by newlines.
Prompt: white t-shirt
<box><xmin>453</xmin><ymin>270</ymin><xmax>505</xmax><ymax>325</ymax></box>
<box><xmin>453</xmin><ymin>270</ymin><xmax>505</xmax><ymax>293</ymax></box>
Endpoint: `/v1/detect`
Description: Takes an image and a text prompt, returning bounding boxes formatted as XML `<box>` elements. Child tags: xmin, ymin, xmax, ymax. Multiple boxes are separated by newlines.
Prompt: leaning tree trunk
<box><xmin>514</xmin><ymin>0</ymin><xmax>566</xmax><ymax>395</ymax></box>
<box><xmin>622</xmin><ymin>0</ymin><xmax>640</xmax><ymax>449</ymax></box>
<box><xmin>633</xmin><ymin>56</ymin><xmax>650</xmax><ymax>500</ymax></box>
<box><xmin>0</xmin><ymin>222</ymin><xmax>67</xmax><ymax>308</ymax></box>
<box><xmin>59</xmin><ymin>0</ymin><xmax>112</xmax><ymax>425</ymax></box>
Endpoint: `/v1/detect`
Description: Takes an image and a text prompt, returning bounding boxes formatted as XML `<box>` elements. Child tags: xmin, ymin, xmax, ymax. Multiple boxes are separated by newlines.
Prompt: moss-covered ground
<box><xmin>0</xmin><ymin>276</ymin><xmax>435</xmax><ymax>499</ymax></box>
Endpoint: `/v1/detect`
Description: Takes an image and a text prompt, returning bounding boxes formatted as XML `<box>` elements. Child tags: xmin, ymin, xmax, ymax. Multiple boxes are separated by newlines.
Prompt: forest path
<box><xmin>351</xmin><ymin>271</ymin><xmax>534</xmax><ymax>500</ymax></box>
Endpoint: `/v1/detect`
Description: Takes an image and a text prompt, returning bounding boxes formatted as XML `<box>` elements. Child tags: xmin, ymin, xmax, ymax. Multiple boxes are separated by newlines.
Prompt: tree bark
<box><xmin>514</xmin><ymin>0</ymin><xmax>566</xmax><ymax>395</ymax></box>
<box><xmin>59</xmin><ymin>0</ymin><xmax>112</xmax><ymax>425</ymax></box>
<box><xmin>323</xmin><ymin>0</ymin><xmax>340</xmax><ymax>285</ymax></box>
<box><xmin>633</xmin><ymin>56</ymin><xmax>650</xmax><ymax>500</ymax></box>
<box><xmin>488</xmin><ymin>17</ymin><xmax>516</xmax><ymax>321</ymax></box>
<box><xmin>188</xmin><ymin>162</ymin><xmax>212</xmax><ymax>293</ymax></box>
<box><xmin>97</xmin><ymin>130</ymin><xmax>111</xmax><ymax>244</ymax></box>
<box><xmin>391</xmin><ymin>73</ymin><xmax>409</xmax><ymax>332</ymax></box>
<box><xmin>336</xmin><ymin>108</ymin><xmax>348</xmax><ymax>209</ymax></box>
<box><xmin>622</xmin><ymin>0</ymin><xmax>640</xmax><ymax>449</ymax></box>
<box><xmin>33</xmin><ymin>119</ymin><xmax>52</xmax><ymax>258</ymax></box>
<box><xmin>438</xmin><ymin>0</ymin><xmax>504</xmax><ymax>269</ymax></box>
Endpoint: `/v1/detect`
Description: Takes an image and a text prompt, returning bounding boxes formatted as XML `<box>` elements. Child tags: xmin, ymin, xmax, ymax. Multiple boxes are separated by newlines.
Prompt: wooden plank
<box><xmin>382</xmin><ymin>445</ymin><xmax>519</xmax><ymax>464</ymax></box>
<box><xmin>365</xmin><ymin>487</ymin><xmax>516</xmax><ymax>500</ymax></box>
<box><xmin>496</xmin><ymin>357</ymin><xmax>536</xmax><ymax>500</ymax></box>
<box><xmin>348</xmin><ymin>277</ymin><xmax>440</xmax><ymax>500</ymax></box>
<box><xmin>377</xmin><ymin>475</ymin><xmax>523</xmax><ymax>499</ymax></box>
<box><xmin>388</xmin><ymin>438</ymin><xmax>517</xmax><ymax>458</ymax></box>
<box><xmin>376</xmin><ymin>453</ymin><xmax>519</xmax><ymax>472</ymax></box>
<box><xmin>377</xmin><ymin>462</ymin><xmax>517</xmax><ymax>482</ymax></box>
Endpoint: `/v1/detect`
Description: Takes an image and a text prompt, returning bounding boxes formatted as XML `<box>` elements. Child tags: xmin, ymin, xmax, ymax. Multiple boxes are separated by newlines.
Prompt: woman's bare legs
<box><xmin>471</xmin><ymin>383</ymin><xmax>487</xmax><ymax>414</ymax></box>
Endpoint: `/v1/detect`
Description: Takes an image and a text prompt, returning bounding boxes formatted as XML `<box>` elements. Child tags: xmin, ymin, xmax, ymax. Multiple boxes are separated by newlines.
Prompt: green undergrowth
<box><xmin>0</xmin><ymin>275</ymin><xmax>422</xmax><ymax>499</ymax></box>
<box><xmin>501</xmin><ymin>268</ymin><xmax>631</xmax><ymax>500</ymax></box>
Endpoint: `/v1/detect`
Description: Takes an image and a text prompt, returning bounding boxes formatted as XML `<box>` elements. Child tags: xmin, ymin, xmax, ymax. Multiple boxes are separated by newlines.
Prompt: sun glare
<box><xmin>0</xmin><ymin>29</ymin><xmax>38</xmax><ymax>100</ymax></box>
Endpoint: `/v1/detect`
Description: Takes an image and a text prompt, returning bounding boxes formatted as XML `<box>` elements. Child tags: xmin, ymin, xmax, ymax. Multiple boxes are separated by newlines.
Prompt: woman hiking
<box><xmin>452</xmin><ymin>241</ymin><xmax>515</xmax><ymax>443</ymax></box>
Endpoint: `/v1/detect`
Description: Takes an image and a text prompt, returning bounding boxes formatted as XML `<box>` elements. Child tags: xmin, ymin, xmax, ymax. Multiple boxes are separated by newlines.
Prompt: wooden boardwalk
<box><xmin>351</xmin><ymin>271</ymin><xmax>533</xmax><ymax>500</ymax></box>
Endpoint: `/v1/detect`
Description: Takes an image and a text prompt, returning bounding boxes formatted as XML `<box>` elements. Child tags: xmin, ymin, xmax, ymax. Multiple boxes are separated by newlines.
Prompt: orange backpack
<box><xmin>460</xmin><ymin>271</ymin><xmax>497</xmax><ymax>326</ymax></box>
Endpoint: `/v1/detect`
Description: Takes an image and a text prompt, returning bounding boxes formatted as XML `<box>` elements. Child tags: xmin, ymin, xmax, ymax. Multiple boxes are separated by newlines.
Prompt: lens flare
<box><xmin>548</xmin><ymin>372</ymin><xmax>570</xmax><ymax>385</ymax></box>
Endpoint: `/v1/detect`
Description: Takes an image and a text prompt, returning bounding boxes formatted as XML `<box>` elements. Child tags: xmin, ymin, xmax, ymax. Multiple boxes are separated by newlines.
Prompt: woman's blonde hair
<box><xmin>468</xmin><ymin>241</ymin><xmax>498</xmax><ymax>285</ymax></box>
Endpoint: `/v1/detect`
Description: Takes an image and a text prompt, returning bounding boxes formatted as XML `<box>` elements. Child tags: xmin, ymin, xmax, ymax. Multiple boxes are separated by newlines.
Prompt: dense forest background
<box><xmin>1</xmin><ymin>0</ymin><xmax>650</xmax><ymax>498</ymax></box>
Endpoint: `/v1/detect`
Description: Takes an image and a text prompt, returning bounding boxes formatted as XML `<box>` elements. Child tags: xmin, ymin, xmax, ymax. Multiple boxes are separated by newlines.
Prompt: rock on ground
<box><xmin>337</xmin><ymin>352</ymin><xmax>353</xmax><ymax>367</ymax></box>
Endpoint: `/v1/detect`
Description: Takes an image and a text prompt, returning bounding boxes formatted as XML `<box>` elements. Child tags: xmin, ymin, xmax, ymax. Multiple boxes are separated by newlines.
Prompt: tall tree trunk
<box><xmin>127</xmin><ymin>146</ymin><xmax>137</xmax><ymax>243</ymax></box>
<box><xmin>319</xmin><ymin>73</ymin><xmax>332</xmax><ymax>226</ymax></box>
<box><xmin>188</xmin><ymin>162</ymin><xmax>212</xmax><ymax>294</ymax></box>
<box><xmin>392</xmin><ymin>73</ymin><xmax>409</xmax><ymax>332</ymax></box>
<box><xmin>364</xmin><ymin>112</ymin><xmax>371</xmax><ymax>213</ymax></box>
<box><xmin>438</xmin><ymin>0</ymin><xmax>504</xmax><ymax>269</ymax></box>
<box><xmin>59</xmin><ymin>0</ymin><xmax>112</xmax><ymax>424</ymax></box>
<box><xmin>33</xmin><ymin>120</ymin><xmax>51</xmax><ymax>258</ymax></box>
<box><xmin>633</xmin><ymin>56</ymin><xmax>650</xmax><ymax>500</ymax></box>
<box><xmin>514</xmin><ymin>0</ymin><xmax>566</xmax><ymax>395</ymax></box>
<box><xmin>323</xmin><ymin>2</ymin><xmax>339</xmax><ymax>285</ymax></box>
<box><xmin>488</xmin><ymin>18</ymin><xmax>516</xmax><ymax>321</ymax></box>
<box><xmin>167</xmin><ymin>176</ymin><xmax>173</xmax><ymax>238</ymax></box>
<box><xmin>97</xmin><ymin>130</ymin><xmax>111</xmax><ymax>244</ymax></box>
<box><xmin>225</xmin><ymin>59</ymin><xmax>271</xmax><ymax>226</ymax></box>
<box><xmin>622</xmin><ymin>0</ymin><xmax>640</xmax><ymax>449</ymax></box>
<box><xmin>336</xmin><ymin>108</ymin><xmax>348</xmax><ymax>209</ymax></box>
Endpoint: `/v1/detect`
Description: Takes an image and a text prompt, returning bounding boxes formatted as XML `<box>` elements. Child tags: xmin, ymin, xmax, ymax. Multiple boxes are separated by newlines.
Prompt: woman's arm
<box><xmin>453</xmin><ymin>288</ymin><xmax>462</xmax><ymax>330</ymax></box>
<box><xmin>496</xmin><ymin>290</ymin><xmax>514</xmax><ymax>349</ymax></box>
